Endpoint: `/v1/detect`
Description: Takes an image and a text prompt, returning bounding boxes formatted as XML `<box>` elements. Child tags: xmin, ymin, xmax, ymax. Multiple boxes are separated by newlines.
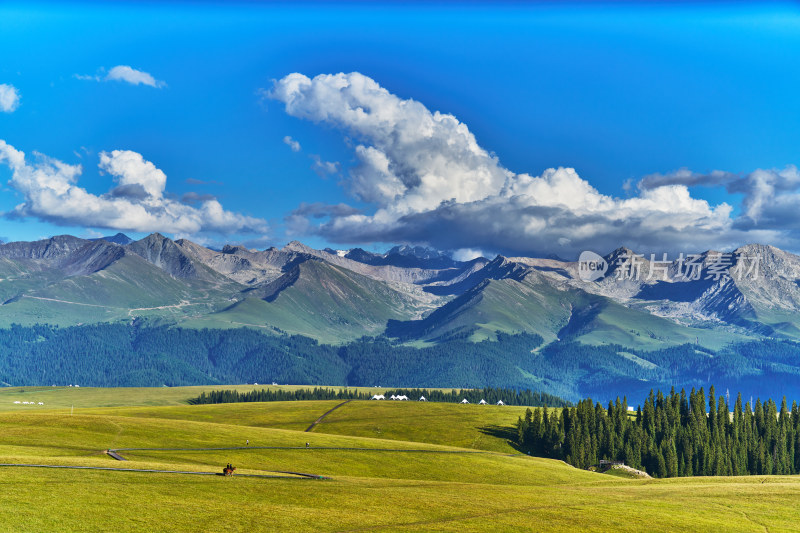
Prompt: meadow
<box><xmin>0</xmin><ymin>385</ymin><xmax>798</xmax><ymax>532</ymax></box>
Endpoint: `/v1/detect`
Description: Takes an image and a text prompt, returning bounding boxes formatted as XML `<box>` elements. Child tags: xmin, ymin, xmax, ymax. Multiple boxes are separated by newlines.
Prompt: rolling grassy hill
<box><xmin>0</xmin><ymin>387</ymin><xmax>799</xmax><ymax>531</ymax></box>
<box><xmin>305</xmin><ymin>400</ymin><xmax>530</xmax><ymax>452</ymax></box>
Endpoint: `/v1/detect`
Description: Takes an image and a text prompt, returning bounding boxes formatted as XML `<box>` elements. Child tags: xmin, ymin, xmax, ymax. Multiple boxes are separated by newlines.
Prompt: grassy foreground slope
<box><xmin>0</xmin><ymin>389</ymin><xmax>799</xmax><ymax>531</ymax></box>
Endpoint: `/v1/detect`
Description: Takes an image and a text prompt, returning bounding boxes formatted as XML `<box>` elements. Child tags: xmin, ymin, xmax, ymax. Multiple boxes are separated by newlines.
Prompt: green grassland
<box><xmin>0</xmin><ymin>385</ymin><xmax>403</xmax><ymax>411</ymax></box>
<box><xmin>304</xmin><ymin>401</ymin><xmax>531</xmax><ymax>452</ymax></box>
<box><xmin>0</xmin><ymin>386</ymin><xmax>799</xmax><ymax>531</ymax></box>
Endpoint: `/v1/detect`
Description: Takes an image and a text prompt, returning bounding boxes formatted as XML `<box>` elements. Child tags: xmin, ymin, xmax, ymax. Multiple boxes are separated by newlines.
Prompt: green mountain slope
<box><xmin>560</xmin><ymin>294</ymin><xmax>749</xmax><ymax>350</ymax></box>
<box><xmin>389</xmin><ymin>267</ymin><xmax>747</xmax><ymax>350</ymax></box>
<box><xmin>389</xmin><ymin>271</ymin><xmax>571</xmax><ymax>343</ymax></box>
<box><xmin>0</xmin><ymin>248</ymin><xmax>241</xmax><ymax>327</ymax></box>
<box><xmin>194</xmin><ymin>260</ymin><xmax>428</xmax><ymax>343</ymax></box>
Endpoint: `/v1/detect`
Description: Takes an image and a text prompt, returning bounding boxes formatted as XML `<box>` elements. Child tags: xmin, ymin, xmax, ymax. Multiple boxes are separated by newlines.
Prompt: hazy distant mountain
<box><xmin>340</xmin><ymin>244</ymin><xmax>464</xmax><ymax>269</ymax></box>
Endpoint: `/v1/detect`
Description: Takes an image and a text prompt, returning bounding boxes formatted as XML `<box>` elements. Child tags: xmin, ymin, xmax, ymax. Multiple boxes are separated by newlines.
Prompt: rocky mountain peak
<box><xmin>91</xmin><ymin>233</ymin><xmax>133</xmax><ymax>245</ymax></box>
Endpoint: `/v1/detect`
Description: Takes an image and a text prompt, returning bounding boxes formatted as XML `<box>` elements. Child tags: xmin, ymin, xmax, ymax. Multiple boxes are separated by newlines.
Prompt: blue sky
<box><xmin>1</xmin><ymin>2</ymin><xmax>799</xmax><ymax>257</ymax></box>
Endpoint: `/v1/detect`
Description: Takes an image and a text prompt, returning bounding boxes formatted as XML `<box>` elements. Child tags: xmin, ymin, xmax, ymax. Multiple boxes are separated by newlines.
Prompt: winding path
<box><xmin>305</xmin><ymin>399</ymin><xmax>354</xmax><ymax>432</ymax></box>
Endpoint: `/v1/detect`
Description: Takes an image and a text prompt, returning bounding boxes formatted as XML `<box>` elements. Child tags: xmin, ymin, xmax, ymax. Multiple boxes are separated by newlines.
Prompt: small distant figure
<box><xmin>246</xmin><ymin>439</ymin><xmax>249</xmax><ymax>446</ymax></box>
<box><xmin>305</xmin><ymin>442</ymin><xmax>310</xmax><ymax>448</ymax></box>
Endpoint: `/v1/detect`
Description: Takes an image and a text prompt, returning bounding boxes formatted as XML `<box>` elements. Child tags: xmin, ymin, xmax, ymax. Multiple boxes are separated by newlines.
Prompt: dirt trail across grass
<box><xmin>108</xmin><ymin>445</ymin><xmax>498</xmax><ymax>455</ymax></box>
<box><xmin>305</xmin><ymin>399</ymin><xmax>354</xmax><ymax>432</ymax></box>
<box><xmin>105</xmin><ymin>450</ymin><xmax>127</xmax><ymax>461</ymax></box>
<box><xmin>0</xmin><ymin>463</ymin><xmax>326</xmax><ymax>479</ymax></box>
<box><xmin>97</xmin><ymin>444</ymin><xmax>505</xmax><ymax>481</ymax></box>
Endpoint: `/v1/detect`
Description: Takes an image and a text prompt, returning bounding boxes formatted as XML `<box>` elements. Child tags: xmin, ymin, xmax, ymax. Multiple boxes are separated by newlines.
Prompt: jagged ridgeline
<box><xmin>4</xmin><ymin>233</ymin><xmax>800</xmax><ymax>398</ymax></box>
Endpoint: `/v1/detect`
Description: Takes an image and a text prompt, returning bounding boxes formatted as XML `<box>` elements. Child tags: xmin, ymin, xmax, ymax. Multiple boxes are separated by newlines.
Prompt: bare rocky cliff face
<box><xmin>0</xmin><ymin>235</ymin><xmax>88</xmax><ymax>261</ymax></box>
<box><xmin>126</xmin><ymin>233</ymin><xmax>207</xmax><ymax>280</ymax></box>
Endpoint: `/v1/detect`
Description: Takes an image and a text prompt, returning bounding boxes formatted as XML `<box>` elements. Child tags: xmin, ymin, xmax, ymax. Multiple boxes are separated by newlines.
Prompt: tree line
<box><xmin>517</xmin><ymin>386</ymin><xmax>800</xmax><ymax>478</ymax></box>
<box><xmin>190</xmin><ymin>386</ymin><xmax>571</xmax><ymax>407</ymax></box>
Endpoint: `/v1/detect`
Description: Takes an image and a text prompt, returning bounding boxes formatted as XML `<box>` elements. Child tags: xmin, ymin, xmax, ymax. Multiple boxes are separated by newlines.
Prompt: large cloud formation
<box><xmin>0</xmin><ymin>140</ymin><xmax>266</xmax><ymax>235</ymax></box>
<box><xmin>268</xmin><ymin>72</ymin><xmax>789</xmax><ymax>257</ymax></box>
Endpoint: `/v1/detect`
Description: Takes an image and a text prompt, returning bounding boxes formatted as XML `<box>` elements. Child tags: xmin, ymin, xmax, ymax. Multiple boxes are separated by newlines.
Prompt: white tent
<box><xmin>479</xmin><ymin>399</ymin><xmax>487</xmax><ymax>405</ymax></box>
<box><xmin>371</xmin><ymin>394</ymin><xmax>385</xmax><ymax>400</ymax></box>
<box><xmin>419</xmin><ymin>396</ymin><xmax>427</xmax><ymax>401</ymax></box>
<box><xmin>396</xmin><ymin>395</ymin><xmax>409</xmax><ymax>401</ymax></box>
<box><xmin>461</xmin><ymin>399</ymin><xmax>469</xmax><ymax>404</ymax></box>
<box><xmin>390</xmin><ymin>394</ymin><xmax>398</xmax><ymax>400</ymax></box>
<box><xmin>496</xmin><ymin>400</ymin><xmax>505</xmax><ymax>406</ymax></box>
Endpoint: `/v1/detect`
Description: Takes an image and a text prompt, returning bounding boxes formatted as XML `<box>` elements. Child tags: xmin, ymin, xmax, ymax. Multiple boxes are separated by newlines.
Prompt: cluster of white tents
<box><xmin>369</xmin><ymin>394</ymin><xmax>505</xmax><ymax>405</ymax></box>
<box><xmin>12</xmin><ymin>401</ymin><xmax>44</xmax><ymax>405</ymax></box>
<box><xmin>370</xmin><ymin>394</ymin><xmax>411</xmax><ymax>400</ymax></box>
<box><xmin>461</xmin><ymin>399</ymin><xmax>505</xmax><ymax>405</ymax></box>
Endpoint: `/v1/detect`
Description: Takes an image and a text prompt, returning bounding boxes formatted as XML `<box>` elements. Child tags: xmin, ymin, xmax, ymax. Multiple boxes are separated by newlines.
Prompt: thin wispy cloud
<box><xmin>185</xmin><ymin>178</ymin><xmax>224</xmax><ymax>186</ymax></box>
<box><xmin>75</xmin><ymin>66</ymin><xmax>165</xmax><ymax>88</ymax></box>
<box><xmin>181</xmin><ymin>192</ymin><xmax>217</xmax><ymax>204</ymax></box>
<box><xmin>0</xmin><ymin>84</ymin><xmax>20</xmax><ymax>112</ymax></box>
<box><xmin>283</xmin><ymin>135</ymin><xmax>301</xmax><ymax>152</ymax></box>
<box><xmin>310</xmin><ymin>154</ymin><xmax>339</xmax><ymax>178</ymax></box>
<box><xmin>268</xmin><ymin>72</ymin><xmax>795</xmax><ymax>257</ymax></box>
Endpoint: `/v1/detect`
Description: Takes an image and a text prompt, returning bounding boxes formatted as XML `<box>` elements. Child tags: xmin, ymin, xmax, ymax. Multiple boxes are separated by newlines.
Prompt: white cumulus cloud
<box><xmin>0</xmin><ymin>84</ymin><xmax>20</xmax><ymax>112</ymax></box>
<box><xmin>0</xmin><ymin>140</ymin><xmax>266</xmax><ymax>236</ymax></box>
<box><xmin>267</xmin><ymin>72</ymin><xmax>788</xmax><ymax>257</ymax></box>
<box><xmin>639</xmin><ymin>165</ymin><xmax>800</xmax><ymax>228</ymax></box>
<box><xmin>267</xmin><ymin>72</ymin><xmax>510</xmax><ymax>213</ymax></box>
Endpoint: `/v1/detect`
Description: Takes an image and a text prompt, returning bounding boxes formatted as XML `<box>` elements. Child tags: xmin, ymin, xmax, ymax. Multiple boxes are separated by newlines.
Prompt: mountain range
<box><xmin>2</xmin><ymin>232</ymin><xmax>797</xmax><ymax>346</ymax></box>
<box><xmin>2</xmin><ymin>233</ymin><xmax>800</xmax><ymax>399</ymax></box>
